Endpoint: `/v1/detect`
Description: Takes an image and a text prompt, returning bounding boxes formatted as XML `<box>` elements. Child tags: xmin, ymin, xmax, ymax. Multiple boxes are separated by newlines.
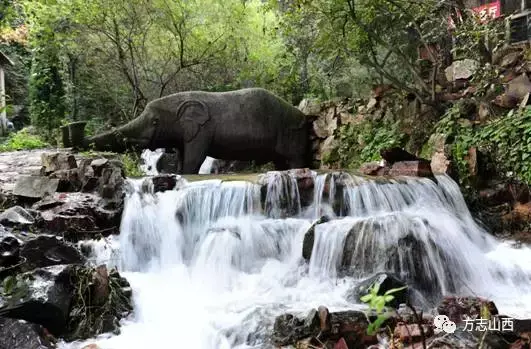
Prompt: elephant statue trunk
<box><xmin>73</xmin><ymin>88</ymin><xmax>312</xmax><ymax>174</ymax></box>
<box><xmin>82</xmin><ymin>115</ymin><xmax>155</xmax><ymax>153</ymax></box>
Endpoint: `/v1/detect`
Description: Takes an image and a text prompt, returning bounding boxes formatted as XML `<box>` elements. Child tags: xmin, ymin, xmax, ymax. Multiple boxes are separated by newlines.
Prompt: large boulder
<box><xmin>35</xmin><ymin>193</ymin><xmax>122</xmax><ymax>240</ymax></box>
<box><xmin>19</xmin><ymin>236</ymin><xmax>85</xmax><ymax>271</ymax></box>
<box><xmin>0</xmin><ymin>265</ymin><xmax>77</xmax><ymax>335</ymax></box>
<box><xmin>302</xmin><ymin>216</ymin><xmax>330</xmax><ymax>260</ymax></box>
<box><xmin>0</xmin><ymin>264</ymin><xmax>132</xmax><ymax>339</ymax></box>
<box><xmin>13</xmin><ymin>176</ymin><xmax>59</xmax><ymax>199</ymax></box>
<box><xmin>272</xmin><ymin>309</ymin><xmax>369</xmax><ymax>348</ymax></box>
<box><xmin>40</xmin><ymin>153</ymin><xmax>77</xmax><ymax>175</ymax></box>
<box><xmin>0</xmin><ymin>317</ymin><xmax>55</xmax><ymax>349</ymax></box>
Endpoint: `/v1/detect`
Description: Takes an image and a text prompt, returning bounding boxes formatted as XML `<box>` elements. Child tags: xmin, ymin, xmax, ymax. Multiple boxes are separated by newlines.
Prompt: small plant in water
<box><xmin>361</xmin><ymin>283</ymin><xmax>408</xmax><ymax>335</ymax></box>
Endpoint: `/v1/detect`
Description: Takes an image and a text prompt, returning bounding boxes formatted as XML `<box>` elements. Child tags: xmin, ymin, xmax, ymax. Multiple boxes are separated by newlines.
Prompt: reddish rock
<box><xmin>334</xmin><ymin>337</ymin><xmax>348</xmax><ymax>349</ymax></box>
<box><xmin>92</xmin><ymin>265</ymin><xmax>110</xmax><ymax>306</ymax></box>
<box><xmin>359</xmin><ymin>162</ymin><xmax>385</xmax><ymax>176</ymax></box>
<box><xmin>437</xmin><ymin>296</ymin><xmax>498</xmax><ymax>324</ymax></box>
<box><xmin>389</xmin><ymin>161</ymin><xmax>433</xmax><ymax>177</ymax></box>
<box><xmin>82</xmin><ymin>345</ymin><xmax>100</xmax><ymax>349</ymax></box>
<box><xmin>393</xmin><ymin>322</ymin><xmax>434</xmax><ymax>344</ymax></box>
<box><xmin>318</xmin><ymin>305</ymin><xmax>331</xmax><ymax>332</ymax></box>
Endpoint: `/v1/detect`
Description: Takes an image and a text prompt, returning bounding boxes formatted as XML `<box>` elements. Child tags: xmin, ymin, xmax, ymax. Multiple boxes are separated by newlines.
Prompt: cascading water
<box><xmin>65</xmin><ymin>172</ymin><xmax>531</xmax><ymax>349</ymax></box>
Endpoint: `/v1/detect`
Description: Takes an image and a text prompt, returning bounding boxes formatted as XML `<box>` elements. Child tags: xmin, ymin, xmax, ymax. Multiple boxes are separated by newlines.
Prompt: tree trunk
<box><xmin>0</xmin><ymin>67</ymin><xmax>7</xmax><ymax>136</ymax></box>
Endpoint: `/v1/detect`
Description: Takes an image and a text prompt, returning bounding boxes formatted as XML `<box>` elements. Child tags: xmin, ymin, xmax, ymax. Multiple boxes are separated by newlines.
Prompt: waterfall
<box><xmin>64</xmin><ymin>172</ymin><xmax>531</xmax><ymax>349</ymax></box>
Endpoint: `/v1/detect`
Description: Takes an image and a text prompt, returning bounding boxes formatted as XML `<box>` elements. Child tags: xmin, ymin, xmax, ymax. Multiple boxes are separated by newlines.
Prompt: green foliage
<box><xmin>477</xmin><ymin>107</ymin><xmax>531</xmax><ymax>183</ymax></box>
<box><xmin>433</xmin><ymin>103</ymin><xmax>475</xmax><ymax>184</ymax></box>
<box><xmin>121</xmin><ymin>152</ymin><xmax>143</xmax><ymax>177</ymax></box>
<box><xmin>360</xmin><ymin>283</ymin><xmax>408</xmax><ymax>336</ymax></box>
<box><xmin>0</xmin><ymin>128</ymin><xmax>48</xmax><ymax>151</ymax></box>
<box><xmin>330</xmin><ymin>118</ymin><xmax>405</xmax><ymax>169</ymax></box>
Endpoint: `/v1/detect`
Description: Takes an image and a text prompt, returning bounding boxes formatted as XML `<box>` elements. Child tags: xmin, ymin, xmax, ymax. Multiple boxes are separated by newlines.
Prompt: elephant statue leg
<box><xmin>182</xmin><ymin>139</ymin><xmax>209</xmax><ymax>174</ymax></box>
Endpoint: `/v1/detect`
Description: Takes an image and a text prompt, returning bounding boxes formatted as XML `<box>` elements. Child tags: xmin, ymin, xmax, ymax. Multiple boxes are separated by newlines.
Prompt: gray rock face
<box><xmin>444</xmin><ymin>59</ymin><xmax>478</xmax><ymax>82</ymax></box>
<box><xmin>0</xmin><ymin>265</ymin><xmax>75</xmax><ymax>336</ymax></box>
<box><xmin>0</xmin><ymin>206</ymin><xmax>35</xmax><ymax>225</ymax></box>
<box><xmin>20</xmin><ymin>236</ymin><xmax>85</xmax><ymax>271</ymax></box>
<box><xmin>0</xmin><ymin>317</ymin><xmax>55</xmax><ymax>349</ymax></box>
<box><xmin>13</xmin><ymin>176</ymin><xmax>59</xmax><ymax>199</ymax></box>
<box><xmin>41</xmin><ymin>153</ymin><xmax>77</xmax><ymax>174</ymax></box>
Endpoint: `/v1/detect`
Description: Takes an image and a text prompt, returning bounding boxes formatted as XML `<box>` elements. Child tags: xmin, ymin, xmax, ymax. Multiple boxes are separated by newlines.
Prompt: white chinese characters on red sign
<box><xmin>473</xmin><ymin>1</ymin><xmax>501</xmax><ymax>22</ymax></box>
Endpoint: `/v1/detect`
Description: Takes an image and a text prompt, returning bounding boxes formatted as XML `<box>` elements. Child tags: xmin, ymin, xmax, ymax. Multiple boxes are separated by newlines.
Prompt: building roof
<box><xmin>0</xmin><ymin>50</ymin><xmax>14</xmax><ymax>67</ymax></box>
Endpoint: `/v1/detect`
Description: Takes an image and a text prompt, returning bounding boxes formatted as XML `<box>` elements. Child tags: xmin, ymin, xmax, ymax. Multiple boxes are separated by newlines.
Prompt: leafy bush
<box><xmin>0</xmin><ymin>128</ymin><xmax>48</xmax><ymax>151</ymax></box>
<box><xmin>477</xmin><ymin>107</ymin><xmax>531</xmax><ymax>183</ymax></box>
<box><xmin>327</xmin><ymin>118</ymin><xmax>405</xmax><ymax>169</ymax></box>
<box><xmin>121</xmin><ymin>152</ymin><xmax>143</xmax><ymax>177</ymax></box>
<box><xmin>433</xmin><ymin>104</ymin><xmax>531</xmax><ymax>184</ymax></box>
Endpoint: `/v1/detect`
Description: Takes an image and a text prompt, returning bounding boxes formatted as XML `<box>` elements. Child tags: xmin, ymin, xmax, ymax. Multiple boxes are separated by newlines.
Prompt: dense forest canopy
<box><xmin>1</xmin><ymin>0</ymin><xmax>479</xmax><ymax>138</ymax></box>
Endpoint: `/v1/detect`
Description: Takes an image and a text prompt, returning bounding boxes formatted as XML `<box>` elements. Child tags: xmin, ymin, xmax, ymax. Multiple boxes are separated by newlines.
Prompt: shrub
<box><xmin>0</xmin><ymin>128</ymin><xmax>48</xmax><ymax>151</ymax></box>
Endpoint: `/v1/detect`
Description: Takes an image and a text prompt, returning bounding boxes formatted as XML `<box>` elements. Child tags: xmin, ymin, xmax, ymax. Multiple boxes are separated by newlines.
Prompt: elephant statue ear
<box><xmin>176</xmin><ymin>100</ymin><xmax>211</xmax><ymax>142</ymax></box>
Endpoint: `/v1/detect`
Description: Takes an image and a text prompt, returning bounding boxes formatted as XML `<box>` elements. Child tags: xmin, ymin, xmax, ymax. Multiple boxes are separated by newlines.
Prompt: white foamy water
<box><xmin>64</xmin><ymin>173</ymin><xmax>531</xmax><ymax>349</ymax></box>
<box><xmin>141</xmin><ymin>148</ymin><xmax>217</xmax><ymax>175</ymax></box>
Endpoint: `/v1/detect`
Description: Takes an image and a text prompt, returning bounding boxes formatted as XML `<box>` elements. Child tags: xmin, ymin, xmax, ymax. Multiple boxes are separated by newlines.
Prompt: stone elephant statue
<box><xmin>83</xmin><ymin>88</ymin><xmax>311</xmax><ymax>174</ymax></box>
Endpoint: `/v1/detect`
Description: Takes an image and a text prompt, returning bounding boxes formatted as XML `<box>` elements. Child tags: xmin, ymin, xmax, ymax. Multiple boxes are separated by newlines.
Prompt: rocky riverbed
<box><xmin>1</xmin><ymin>149</ymin><xmax>531</xmax><ymax>349</ymax></box>
<box><xmin>0</xmin><ymin>149</ymin><xmax>132</xmax><ymax>348</ymax></box>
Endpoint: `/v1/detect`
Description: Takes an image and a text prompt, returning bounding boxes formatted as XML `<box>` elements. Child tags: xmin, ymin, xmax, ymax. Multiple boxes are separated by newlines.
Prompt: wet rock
<box><xmin>152</xmin><ymin>174</ymin><xmax>177</xmax><ymax>193</ymax></box>
<box><xmin>302</xmin><ymin>216</ymin><xmax>330</xmax><ymax>260</ymax></box>
<box><xmin>352</xmin><ymin>272</ymin><xmax>409</xmax><ymax>309</ymax></box>
<box><xmin>0</xmin><ymin>265</ymin><xmax>76</xmax><ymax>335</ymax></box>
<box><xmin>41</xmin><ymin>153</ymin><xmax>77</xmax><ymax>174</ymax></box>
<box><xmin>0</xmin><ymin>206</ymin><xmax>35</xmax><ymax>225</ymax></box>
<box><xmin>318</xmin><ymin>305</ymin><xmax>331</xmax><ymax>332</ymax></box>
<box><xmin>437</xmin><ymin>296</ymin><xmax>498</xmax><ymax>325</ymax></box>
<box><xmin>0</xmin><ymin>264</ymin><xmax>133</xmax><ymax>340</ymax></box>
<box><xmin>288</xmin><ymin>168</ymin><xmax>314</xmax><ymax>208</ymax></box>
<box><xmin>444</xmin><ymin>59</ymin><xmax>478</xmax><ymax>82</ymax></box>
<box><xmin>272</xmin><ymin>313</ymin><xmax>311</xmax><ymax>346</ymax></box>
<box><xmin>304</xmin><ymin>308</ymin><xmax>320</xmax><ymax>333</ymax></box>
<box><xmin>37</xmin><ymin>193</ymin><xmax>121</xmax><ymax>240</ymax></box>
<box><xmin>380</xmin><ymin>148</ymin><xmax>420</xmax><ymax>165</ymax></box>
<box><xmin>389</xmin><ymin>161</ymin><xmax>433</xmax><ymax>177</ymax></box>
<box><xmin>19</xmin><ymin>235</ymin><xmax>85</xmax><ymax>271</ymax></box>
<box><xmin>0</xmin><ymin>235</ymin><xmax>20</xmax><ymax>269</ymax></box>
<box><xmin>13</xmin><ymin>176</ymin><xmax>59</xmax><ymax>199</ymax></box>
<box><xmin>156</xmin><ymin>152</ymin><xmax>181</xmax><ymax>174</ymax></box>
<box><xmin>359</xmin><ymin>162</ymin><xmax>386</xmax><ymax>176</ymax></box>
<box><xmin>328</xmin><ymin>310</ymin><xmax>368</xmax><ymax>345</ymax></box>
<box><xmin>0</xmin><ymin>317</ymin><xmax>56</xmax><ymax>349</ymax></box>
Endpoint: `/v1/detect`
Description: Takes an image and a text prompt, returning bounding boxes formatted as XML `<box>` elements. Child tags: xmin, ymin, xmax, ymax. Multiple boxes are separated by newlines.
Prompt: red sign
<box><xmin>473</xmin><ymin>1</ymin><xmax>501</xmax><ymax>22</ymax></box>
